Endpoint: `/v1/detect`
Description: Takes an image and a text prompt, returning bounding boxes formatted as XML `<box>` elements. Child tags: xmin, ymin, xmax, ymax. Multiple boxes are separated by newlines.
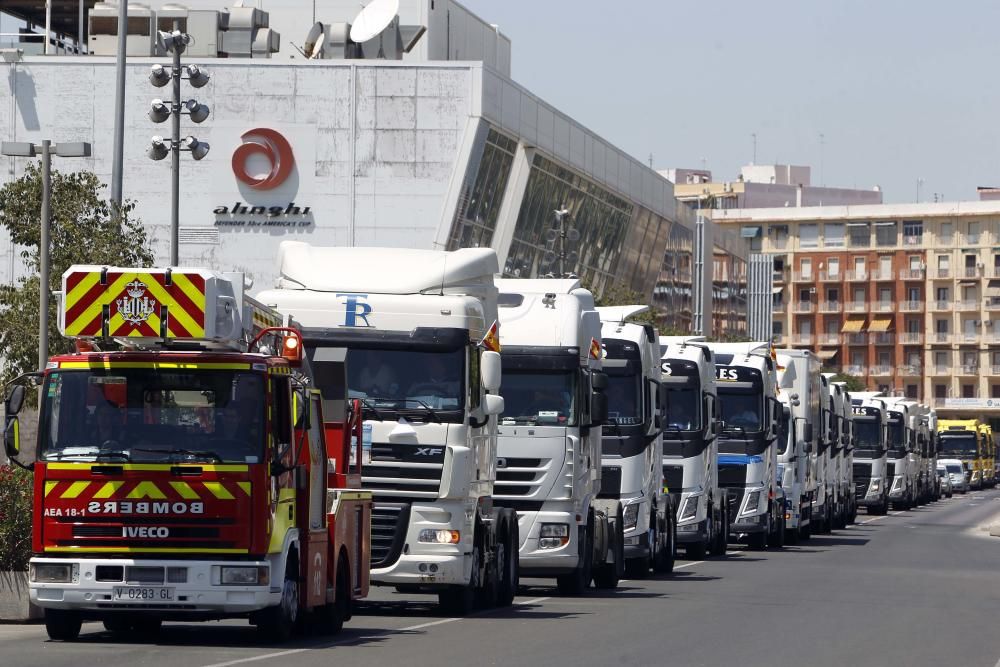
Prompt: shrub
<box><xmin>0</xmin><ymin>465</ymin><xmax>32</xmax><ymax>571</ymax></box>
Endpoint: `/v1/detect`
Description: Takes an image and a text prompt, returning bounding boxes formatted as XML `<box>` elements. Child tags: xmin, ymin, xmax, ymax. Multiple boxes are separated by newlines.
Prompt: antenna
<box><xmin>303</xmin><ymin>21</ymin><xmax>324</xmax><ymax>59</ymax></box>
<box><xmin>350</xmin><ymin>0</ymin><xmax>399</xmax><ymax>43</ymax></box>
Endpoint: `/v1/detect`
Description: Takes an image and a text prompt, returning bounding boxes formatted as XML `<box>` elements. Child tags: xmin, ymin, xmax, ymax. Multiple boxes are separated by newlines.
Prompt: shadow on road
<box><xmin>70</xmin><ymin>624</ymin><xmax>391</xmax><ymax>651</ymax></box>
<box><xmin>806</xmin><ymin>535</ymin><xmax>870</xmax><ymax>547</ymax></box>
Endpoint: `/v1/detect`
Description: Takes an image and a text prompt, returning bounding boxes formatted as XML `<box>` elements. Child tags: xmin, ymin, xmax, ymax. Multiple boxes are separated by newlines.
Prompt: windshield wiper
<box><xmin>401</xmin><ymin>399</ymin><xmax>442</xmax><ymax>424</ymax></box>
<box><xmin>44</xmin><ymin>448</ymin><xmax>130</xmax><ymax>462</ymax></box>
<box><xmin>360</xmin><ymin>398</ymin><xmax>392</xmax><ymax>422</ymax></box>
<box><xmin>132</xmin><ymin>447</ymin><xmax>224</xmax><ymax>463</ymax></box>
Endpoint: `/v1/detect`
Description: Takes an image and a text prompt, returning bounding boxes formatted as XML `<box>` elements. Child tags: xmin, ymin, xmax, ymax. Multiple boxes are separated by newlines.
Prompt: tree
<box><xmin>0</xmin><ymin>165</ymin><xmax>155</xmax><ymax>381</ymax></box>
<box><xmin>824</xmin><ymin>369</ymin><xmax>867</xmax><ymax>392</ymax></box>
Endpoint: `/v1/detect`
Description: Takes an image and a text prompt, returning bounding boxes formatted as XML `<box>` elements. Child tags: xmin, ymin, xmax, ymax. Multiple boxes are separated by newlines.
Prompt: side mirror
<box><xmin>483</xmin><ymin>393</ymin><xmax>504</xmax><ymax>416</ymax></box>
<box><xmin>481</xmin><ymin>351</ymin><xmax>501</xmax><ymax>393</ymax></box>
<box><xmin>5</xmin><ymin>385</ymin><xmax>25</xmax><ymax>416</ymax></box>
<box><xmin>591</xmin><ymin>392</ymin><xmax>608</xmax><ymax>425</ymax></box>
<box><xmin>591</xmin><ymin>371</ymin><xmax>608</xmax><ymax>392</ymax></box>
<box><xmin>4</xmin><ymin>417</ymin><xmax>20</xmax><ymax>458</ymax></box>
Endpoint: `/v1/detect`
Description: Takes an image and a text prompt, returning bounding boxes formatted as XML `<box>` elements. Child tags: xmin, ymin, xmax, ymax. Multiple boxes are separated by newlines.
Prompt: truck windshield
<box><xmin>854</xmin><ymin>420</ymin><xmax>880</xmax><ymax>449</ymax></box>
<box><xmin>500</xmin><ymin>370</ymin><xmax>576</xmax><ymax>425</ymax></box>
<box><xmin>345</xmin><ymin>346</ymin><xmax>465</xmax><ymax>419</ymax></box>
<box><xmin>886</xmin><ymin>420</ymin><xmax>905</xmax><ymax>450</ymax></box>
<box><xmin>945</xmin><ymin>464</ymin><xmax>963</xmax><ymax>474</ymax></box>
<box><xmin>718</xmin><ymin>388</ymin><xmax>762</xmax><ymax>432</ymax></box>
<box><xmin>39</xmin><ymin>368</ymin><xmax>265</xmax><ymax>463</ymax></box>
<box><xmin>662</xmin><ymin>386</ymin><xmax>700</xmax><ymax>431</ymax></box>
<box><xmin>606</xmin><ymin>370</ymin><xmax>642</xmax><ymax>425</ymax></box>
<box><xmin>939</xmin><ymin>434</ymin><xmax>977</xmax><ymax>455</ymax></box>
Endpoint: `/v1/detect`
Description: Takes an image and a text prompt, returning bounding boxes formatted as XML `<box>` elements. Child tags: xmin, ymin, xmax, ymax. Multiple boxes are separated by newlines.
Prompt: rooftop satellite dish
<box><xmin>350</xmin><ymin>0</ymin><xmax>399</xmax><ymax>43</ymax></box>
<box><xmin>304</xmin><ymin>21</ymin><xmax>324</xmax><ymax>59</ymax></box>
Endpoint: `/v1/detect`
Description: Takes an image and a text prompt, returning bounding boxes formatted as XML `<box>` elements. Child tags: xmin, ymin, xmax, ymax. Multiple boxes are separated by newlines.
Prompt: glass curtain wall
<box><xmin>653</xmin><ymin>223</ymin><xmax>695</xmax><ymax>332</ymax></box>
<box><xmin>446</xmin><ymin>128</ymin><xmax>518</xmax><ymax>250</ymax></box>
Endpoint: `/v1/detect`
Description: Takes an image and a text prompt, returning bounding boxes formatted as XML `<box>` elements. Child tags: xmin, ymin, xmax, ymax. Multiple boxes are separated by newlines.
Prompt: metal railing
<box><xmin>956</xmin><ymin>301</ymin><xmax>979</xmax><ymax>311</ymax></box>
<box><xmin>899</xmin><ymin>268</ymin><xmax>926</xmax><ymax>280</ymax></box>
<box><xmin>791</xmin><ymin>334</ymin><xmax>814</xmax><ymax>345</ymax></box>
<box><xmin>793</xmin><ymin>302</ymin><xmax>816</xmax><ymax>313</ymax></box>
<box><xmin>931</xmin><ymin>301</ymin><xmax>953</xmax><ymax>311</ymax></box>
<box><xmin>818</xmin><ymin>271</ymin><xmax>842</xmax><ymax>282</ymax></box>
<box><xmin>898</xmin><ymin>365</ymin><xmax>922</xmax><ymax>376</ymax></box>
<box><xmin>845</xmin><ymin>333</ymin><xmax>868</xmax><ymax>345</ymax></box>
<box><xmin>817</xmin><ymin>333</ymin><xmax>841</xmax><ymax>345</ymax></box>
<box><xmin>930</xmin><ymin>269</ymin><xmax>951</xmax><ymax>279</ymax></box>
<box><xmin>819</xmin><ymin>302</ymin><xmax>843</xmax><ymax>313</ymax></box>
<box><xmin>898</xmin><ymin>332</ymin><xmax>923</xmax><ymax>344</ymax></box>
<box><xmin>871</xmin><ymin>269</ymin><xmax>895</xmax><ymax>281</ymax></box>
<box><xmin>870</xmin><ymin>365</ymin><xmax>893</xmax><ymax>376</ymax></box>
<box><xmin>845</xmin><ymin>270</ymin><xmax>868</xmax><ymax>282</ymax></box>
<box><xmin>989</xmin><ymin>366</ymin><xmax>1000</xmax><ymax>376</ymax></box>
<box><xmin>899</xmin><ymin>301</ymin><xmax>924</xmax><ymax>312</ymax></box>
<box><xmin>844</xmin><ymin>365</ymin><xmax>867</xmax><ymax>376</ymax></box>
<box><xmin>962</xmin><ymin>267</ymin><xmax>981</xmax><ymax>278</ymax></box>
<box><xmin>959</xmin><ymin>364</ymin><xmax>980</xmax><ymax>375</ymax></box>
<box><xmin>846</xmin><ymin>301</ymin><xmax>868</xmax><ymax>313</ymax></box>
<box><xmin>931</xmin><ymin>332</ymin><xmax>952</xmax><ymax>344</ymax></box>
<box><xmin>873</xmin><ymin>301</ymin><xmax>895</xmax><ymax>313</ymax></box>
<box><xmin>930</xmin><ymin>365</ymin><xmax>950</xmax><ymax>375</ymax></box>
<box><xmin>791</xmin><ymin>271</ymin><xmax>814</xmax><ymax>282</ymax></box>
<box><xmin>871</xmin><ymin>333</ymin><xmax>895</xmax><ymax>345</ymax></box>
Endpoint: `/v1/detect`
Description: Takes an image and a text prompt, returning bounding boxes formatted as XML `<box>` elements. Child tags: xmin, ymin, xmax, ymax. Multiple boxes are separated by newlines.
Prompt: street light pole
<box><xmin>38</xmin><ymin>139</ymin><xmax>51</xmax><ymax>372</ymax></box>
<box><xmin>171</xmin><ymin>37</ymin><xmax>182</xmax><ymax>266</ymax></box>
<box><xmin>110</xmin><ymin>0</ymin><xmax>127</xmax><ymax>206</ymax></box>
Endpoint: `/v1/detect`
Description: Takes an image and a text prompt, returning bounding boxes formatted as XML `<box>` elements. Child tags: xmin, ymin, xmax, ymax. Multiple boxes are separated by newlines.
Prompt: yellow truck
<box><xmin>937</xmin><ymin>420</ymin><xmax>983</xmax><ymax>491</ymax></box>
<box><xmin>979</xmin><ymin>423</ymin><xmax>995</xmax><ymax>488</ymax></box>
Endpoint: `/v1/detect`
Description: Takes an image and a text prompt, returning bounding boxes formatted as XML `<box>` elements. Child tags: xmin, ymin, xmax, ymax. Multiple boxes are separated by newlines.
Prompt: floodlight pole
<box><xmin>170</xmin><ymin>25</ymin><xmax>181</xmax><ymax>266</ymax></box>
<box><xmin>110</xmin><ymin>0</ymin><xmax>127</xmax><ymax>207</ymax></box>
<box><xmin>38</xmin><ymin>139</ymin><xmax>51</xmax><ymax>372</ymax></box>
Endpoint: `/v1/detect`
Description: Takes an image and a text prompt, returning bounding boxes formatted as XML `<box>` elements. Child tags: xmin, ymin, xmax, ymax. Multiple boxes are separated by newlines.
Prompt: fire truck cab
<box><xmin>4</xmin><ymin>265</ymin><xmax>371</xmax><ymax>642</ymax></box>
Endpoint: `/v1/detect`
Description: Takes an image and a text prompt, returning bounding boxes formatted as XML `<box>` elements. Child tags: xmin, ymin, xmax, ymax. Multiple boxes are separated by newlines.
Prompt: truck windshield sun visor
<box><xmin>302</xmin><ymin>326</ymin><xmax>468</xmax><ymax>352</ymax></box>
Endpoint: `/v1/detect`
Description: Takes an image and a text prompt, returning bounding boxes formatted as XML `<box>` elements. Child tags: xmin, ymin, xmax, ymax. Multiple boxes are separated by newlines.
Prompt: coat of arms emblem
<box><xmin>117</xmin><ymin>279</ymin><xmax>157</xmax><ymax>327</ymax></box>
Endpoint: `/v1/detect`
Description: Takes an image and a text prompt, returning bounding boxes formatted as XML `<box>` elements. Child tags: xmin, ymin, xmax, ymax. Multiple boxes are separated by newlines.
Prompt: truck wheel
<box><xmin>497</xmin><ymin>510</ymin><xmax>519</xmax><ymax>606</ymax></box>
<box><xmin>711</xmin><ymin>504</ymin><xmax>728</xmax><ymax>556</ymax></box>
<box><xmin>45</xmin><ymin>609</ymin><xmax>82</xmax><ymax>641</ymax></box>
<box><xmin>556</xmin><ymin>518</ymin><xmax>593</xmax><ymax>595</ymax></box>
<box><xmin>256</xmin><ymin>560</ymin><xmax>299</xmax><ymax>643</ymax></box>
<box><xmin>747</xmin><ymin>531</ymin><xmax>767</xmax><ymax>550</ymax></box>
<box><xmin>654</xmin><ymin>513</ymin><xmax>675</xmax><ymax>574</ymax></box>
<box><xmin>439</xmin><ymin>544</ymin><xmax>479</xmax><ymax>615</ymax></box>
<box><xmin>686</xmin><ymin>541</ymin><xmax>707</xmax><ymax>559</ymax></box>
<box><xmin>592</xmin><ymin>508</ymin><xmax>623</xmax><ymax>589</ymax></box>
<box><xmin>769</xmin><ymin>514</ymin><xmax>785</xmax><ymax>549</ymax></box>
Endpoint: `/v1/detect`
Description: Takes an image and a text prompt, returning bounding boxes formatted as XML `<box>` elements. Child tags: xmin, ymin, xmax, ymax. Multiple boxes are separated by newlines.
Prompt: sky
<box><xmin>459</xmin><ymin>0</ymin><xmax>1000</xmax><ymax>204</ymax></box>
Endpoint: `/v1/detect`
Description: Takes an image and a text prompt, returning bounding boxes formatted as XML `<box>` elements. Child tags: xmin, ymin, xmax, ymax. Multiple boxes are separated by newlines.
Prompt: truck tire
<box><xmin>654</xmin><ymin>511</ymin><xmax>675</xmax><ymax>574</ymax></box>
<box><xmin>556</xmin><ymin>516</ymin><xmax>593</xmax><ymax>595</ymax></box>
<box><xmin>769</xmin><ymin>514</ymin><xmax>785</xmax><ymax>549</ymax></box>
<box><xmin>439</xmin><ymin>543</ymin><xmax>479</xmax><ymax>615</ymax></box>
<box><xmin>497</xmin><ymin>510</ymin><xmax>519</xmax><ymax>606</ymax></box>
<box><xmin>256</xmin><ymin>558</ymin><xmax>299</xmax><ymax>643</ymax></box>
<box><xmin>315</xmin><ymin>556</ymin><xmax>351</xmax><ymax>636</ymax></box>
<box><xmin>747</xmin><ymin>530</ymin><xmax>767</xmax><ymax>550</ymax></box>
<box><xmin>592</xmin><ymin>509</ymin><xmax>623</xmax><ymax>589</ymax></box>
<box><xmin>710</xmin><ymin>503</ymin><xmax>728</xmax><ymax>556</ymax></box>
<box><xmin>44</xmin><ymin>609</ymin><xmax>82</xmax><ymax>641</ymax></box>
<box><xmin>686</xmin><ymin>540</ymin><xmax>707</xmax><ymax>560</ymax></box>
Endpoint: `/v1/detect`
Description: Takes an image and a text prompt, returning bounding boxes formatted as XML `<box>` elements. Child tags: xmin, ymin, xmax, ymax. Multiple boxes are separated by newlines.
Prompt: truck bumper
<box><xmin>28</xmin><ymin>557</ymin><xmax>278</xmax><ymax>614</ymax></box>
<box><xmin>623</xmin><ymin>531</ymin><xmax>650</xmax><ymax>560</ymax></box>
<box><xmin>675</xmin><ymin>518</ymin><xmax>708</xmax><ymax>545</ymax></box>
<box><xmin>513</xmin><ymin>509</ymin><xmax>580</xmax><ymax>575</ymax></box>
<box><xmin>731</xmin><ymin>512</ymin><xmax>768</xmax><ymax>534</ymax></box>
<box><xmin>371</xmin><ymin>553</ymin><xmax>470</xmax><ymax>587</ymax></box>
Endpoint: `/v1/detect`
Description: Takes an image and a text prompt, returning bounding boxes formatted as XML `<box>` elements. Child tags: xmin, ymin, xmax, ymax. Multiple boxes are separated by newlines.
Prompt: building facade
<box><xmin>714</xmin><ymin>202</ymin><xmax>1000</xmax><ymax>422</ymax></box>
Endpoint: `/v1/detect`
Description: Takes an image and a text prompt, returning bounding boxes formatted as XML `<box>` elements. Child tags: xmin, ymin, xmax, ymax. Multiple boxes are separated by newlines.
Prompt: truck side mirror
<box><xmin>591</xmin><ymin>371</ymin><xmax>608</xmax><ymax>392</ymax></box>
<box><xmin>591</xmin><ymin>392</ymin><xmax>608</xmax><ymax>425</ymax></box>
<box><xmin>4</xmin><ymin>417</ymin><xmax>20</xmax><ymax>458</ymax></box>
<box><xmin>5</xmin><ymin>385</ymin><xmax>25</xmax><ymax>416</ymax></box>
<box><xmin>481</xmin><ymin>351</ymin><xmax>502</xmax><ymax>393</ymax></box>
<box><xmin>802</xmin><ymin>422</ymin><xmax>813</xmax><ymax>443</ymax></box>
<box><xmin>483</xmin><ymin>393</ymin><xmax>504</xmax><ymax>416</ymax></box>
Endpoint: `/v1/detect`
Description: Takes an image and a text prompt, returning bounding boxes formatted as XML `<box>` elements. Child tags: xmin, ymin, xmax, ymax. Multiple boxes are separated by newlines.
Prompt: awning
<box><xmin>868</xmin><ymin>318</ymin><xmax>892</xmax><ymax>332</ymax></box>
<box><xmin>816</xmin><ymin>349</ymin><xmax>838</xmax><ymax>360</ymax></box>
<box><xmin>741</xmin><ymin>226</ymin><xmax>762</xmax><ymax>238</ymax></box>
<box><xmin>987</xmin><ymin>280</ymin><xmax>1000</xmax><ymax>298</ymax></box>
<box><xmin>772</xmin><ymin>287</ymin><xmax>784</xmax><ymax>294</ymax></box>
<box><xmin>841</xmin><ymin>318</ymin><xmax>866</xmax><ymax>333</ymax></box>
<box><xmin>846</xmin><ymin>222</ymin><xmax>869</xmax><ymax>227</ymax></box>
<box><xmin>873</xmin><ymin>221</ymin><xmax>897</xmax><ymax>227</ymax></box>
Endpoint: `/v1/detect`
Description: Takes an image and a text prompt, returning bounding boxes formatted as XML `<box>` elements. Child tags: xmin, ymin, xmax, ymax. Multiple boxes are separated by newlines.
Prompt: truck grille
<box><xmin>886</xmin><ymin>462</ymin><xmax>896</xmax><ymax>480</ymax></box>
<box><xmin>718</xmin><ymin>464</ymin><xmax>747</xmax><ymax>488</ymax></box>
<box><xmin>598</xmin><ymin>466</ymin><xmax>621</xmax><ymax>499</ymax></box>
<box><xmin>494</xmin><ymin>458</ymin><xmax>548</xmax><ymax>497</ymax></box>
<box><xmin>662</xmin><ymin>465</ymin><xmax>684</xmax><ymax>493</ymax></box>
<box><xmin>362</xmin><ymin>442</ymin><xmax>446</xmax><ymax>499</ymax></box>
<box><xmin>370</xmin><ymin>502</ymin><xmax>411</xmax><ymax>568</ymax></box>
<box><xmin>855</xmin><ymin>479</ymin><xmax>870</xmax><ymax>500</ymax></box>
<box><xmin>725</xmin><ymin>487</ymin><xmax>746</xmax><ymax>513</ymax></box>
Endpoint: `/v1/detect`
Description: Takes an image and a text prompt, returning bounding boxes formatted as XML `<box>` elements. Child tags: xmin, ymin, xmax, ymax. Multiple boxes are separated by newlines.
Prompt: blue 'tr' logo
<box><xmin>338</xmin><ymin>293</ymin><xmax>372</xmax><ymax>327</ymax></box>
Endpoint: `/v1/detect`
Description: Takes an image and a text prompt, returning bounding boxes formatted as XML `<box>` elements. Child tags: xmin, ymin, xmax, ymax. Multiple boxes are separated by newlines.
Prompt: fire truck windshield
<box><xmin>38</xmin><ymin>369</ymin><xmax>265</xmax><ymax>463</ymax></box>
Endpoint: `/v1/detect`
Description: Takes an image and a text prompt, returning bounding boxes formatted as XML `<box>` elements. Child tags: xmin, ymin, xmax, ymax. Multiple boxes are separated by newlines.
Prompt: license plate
<box><xmin>112</xmin><ymin>586</ymin><xmax>175</xmax><ymax>602</ymax></box>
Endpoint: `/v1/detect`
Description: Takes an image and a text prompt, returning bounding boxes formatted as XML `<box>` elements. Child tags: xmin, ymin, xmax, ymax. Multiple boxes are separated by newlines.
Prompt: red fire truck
<box><xmin>2</xmin><ymin>265</ymin><xmax>371</xmax><ymax>642</ymax></box>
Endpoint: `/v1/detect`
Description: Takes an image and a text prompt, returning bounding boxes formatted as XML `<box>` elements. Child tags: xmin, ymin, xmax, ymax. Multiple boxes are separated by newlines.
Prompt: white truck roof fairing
<box><xmin>709</xmin><ymin>341</ymin><xmax>772</xmax><ymax>361</ymax></box>
<box><xmin>596</xmin><ymin>305</ymin><xmax>649</xmax><ymax>325</ymax></box>
<box><xmin>496</xmin><ymin>278</ymin><xmax>601</xmax><ymax>367</ymax></box>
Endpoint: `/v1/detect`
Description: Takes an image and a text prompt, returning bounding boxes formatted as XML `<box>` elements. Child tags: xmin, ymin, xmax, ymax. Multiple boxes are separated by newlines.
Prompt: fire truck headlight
<box><xmin>30</xmin><ymin>563</ymin><xmax>75</xmax><ymax>584</ymax></box>
<box><xmin>221</xmin><ymin>566</ymin><xmax>268</xmax><ymax>585</ymax></box>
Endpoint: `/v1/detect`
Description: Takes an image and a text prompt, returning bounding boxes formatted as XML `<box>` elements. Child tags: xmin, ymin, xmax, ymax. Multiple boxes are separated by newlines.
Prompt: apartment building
<box><xmin>713</xmin><ymin>201</ymin><xmax>1000</xmax><ymax>423</ymax></box>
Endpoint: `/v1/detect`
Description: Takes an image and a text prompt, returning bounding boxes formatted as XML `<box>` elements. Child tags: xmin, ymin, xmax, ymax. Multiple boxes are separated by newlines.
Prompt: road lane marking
<box><xmin>400</xmin><ymin>617</ymin><xmax>460</xmax><ymax>631</ymax></box>
<box><xmin>202</xmin><ymin>648</ymin><xmax>314</xmax><ymax>667</ymax></box>
<box><xmin>673</xmin><ymin>560</ymin><xmax>705</xmax><ymax>570</ymax></box>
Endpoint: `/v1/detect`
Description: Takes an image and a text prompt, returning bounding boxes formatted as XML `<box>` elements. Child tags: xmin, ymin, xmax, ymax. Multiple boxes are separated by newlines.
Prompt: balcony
<box><xmin>818</xmin><ymin>301</ymin><xmax>842</xmax><ymax>313</ymax></box>
<box><xmin>792</xmin><ymin>271</ymin><xmax>814</xmax><ymax>282</ymax></box>
<box><xmin>986</xmin><ymin>301</ymin><xmax>1000</xmax><ymax>312</ymax></box>
<box><xmin>871</xmin><ymin>268</ymin><xmax>895</xmax><ymax>281</ymax></box>
<box><xmin>845</xmin><ymin>333</ymin><xmax>868</xmax><ymax>345</ymax></box>
<box><xmin>793</xmin><ymin>302</ymin><xmax>816</xmax><ymax>314</ymax></box>
<box><xmin>871</xmin><ymin>333</ymin><xmax>895</xmax><ymax>345</ymax></box>
<box><xmin>958</xmin><ymin>364</ymin><xmax>980</xmax><ymax>376</ymax></box>
<box><xmin>791</xmin><ymin>334</ymin><xmax>814</xmax><ymax>346</ymax></box>
<box><xmin>873</xmin><ymin>301</ymin><xmax>895</xmax><ymax>313</ymax></box>
<box><xmin>898</xmin><ymin>364</ymin><xmax>922</xmax><ymax>377</ymax></box>
<box><xmin>844</xmin><ymin>365</ymin><xmax>867</xmax><ymax>376</ymax></box>
<box><xmin>930</xmin><ymin>269</ymin><xmax>952</xmax><ymax>279</ymax></box>
<box><xmin>899</xmin><ymin>332</ymin><xmax>923</xmax><ymax>345</ymax></box>
<box><xmin>956</xmin><ymin>300</ymin><xmax>979</xmax><ymax>312</ymax></box>
<box><xmin>899</xmin><ymin>268</ymin><xmax>926</xmax><ymax>280</ymax></box>
<box><xmin>870</xmin><ymin>365</ymin><xmax>893</xmax><ymax>376</ymax></box>
<box><xmin>899</xmin><ymin>301</ymin><xmax>924</xmax><ymax>312</ymax></box>
<box><xmin>931</xmin><ymin>300</ymin><xmax>953</xmax><ymax>312</ymax></box>
<box><xmin>817</xmin><ymin>333</ymin><xmax>841</xmax><ymax>346</ymax></box>
<box><xmin>961</xmin><ymin>267</ymin><xmax>982</xmax><ymax>279</ymax></box>
<box><xmin>989</xmin><ymin>366</ymin><xmax>1000</xmax><ymax>377</ymax></box>
<box><xmin>845</xmin><ymin>270</ymin><xmax>868</xmax><ymax>282</ymax></box>
<box><xmin>930</xmin><ymin>365</ymin><xmax>951</xmax><ymax>376</ymax></box>
<box><xmin>773</xmin><ymin>270</ymin><xmax>787</xmax><ymax>284</ymax></box>
<box><xmin>818</xmin><ymin>271</ymin><xmax>842</xmax><ymax>283</ymax></box>
<box><xmin>772</xmin><ymin>238</ymin><xmax>789</xmax><ymax>251</ymax></box>
<box><xmin>930</xmin><ymin>332</ymin><xmax>953</xmax><ymax>344</ymax></box>
<box><xmin>845</xmin><ymin>301</ymin><xmax>868</xmax><ymax>313</ymax></box>
<box><xmin>957</xmin><ymin>332</ymin><xmax>979</xmax><ymax>344</ymax></box>
<box><xmin>771</xmin><ymin>333</ymin><xmax>786</xmax><ymax>346</ymax></box>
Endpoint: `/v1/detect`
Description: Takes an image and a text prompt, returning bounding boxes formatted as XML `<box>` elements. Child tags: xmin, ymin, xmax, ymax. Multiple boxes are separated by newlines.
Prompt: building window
<box><xmin>939</xmin><ymin>222</ymin><xmax>953</xmax><ymax>243</ymax></box>
<box><xmin>827</xmin><ymin>257</ymin><xmax>840</xmax><ymax>278</ymax></box>
<box><xmin>937</xmin><ymin>255</ymin><xmax>950</xmax><ymax>277</ymax></box>
<box><xmin>774</xmin><ymin>321</ymin><xmax>784</xmax><ymax>335</ymax></box>
<box><xmin>968</xmin><ymin>221</ymin><xmax>981</xmax><ymax>245</ymax></box>
<box><xmin>903</xmin><ymin>221</ymin><xmax>923</xmax><ymax>246</ymax></box>
<box><xmin>447</xmin><ymin>128</ymin><xmax>518</xmax><ymax>251</ymax></box>
<box><xmin>825</xmin><ymin>223</ymin><xmax>844</xmax><ymax>247</ymax></box>
<box><xmin>935</xmin><ymin>319</ymin><xmax>949</xmax><ymax>334</ymax></box>
<box><xmin>992</xmin><ymin>385</ymin><xmax>1000</xmax><ymax>399</ymax></box>
<box><xmin>799</xmin><ymin>223</ymin><xmax>818</xmax><ymax>248</ymax></box>
<box><xmin>962</xmin><ymin>384</ymin><xmax>975</xmax><ymax>398</ymax></box>
<box><xmin>906</xmin><ymin>384</ymin><xmax>918</xmax><ymax>399</ymax></box>
<box><xmin>874</xmin><ymin>221</ymin><xmax>897</xmax><ymax>247</ymax></box>
<box><xmin>848</xmin><ymin>222</ymin><xmax>870</xmax><ymax>247</ymax></box>
<box><xmin>934</xmin><ymin>384</ymin><xmax>946</xmax><ymax>399</ymax></box>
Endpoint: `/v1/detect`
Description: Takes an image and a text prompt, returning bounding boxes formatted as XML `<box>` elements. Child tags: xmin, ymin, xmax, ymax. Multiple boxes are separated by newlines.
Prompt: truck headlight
<box><xmin>29</xmin><ymin>563</ymin><xmax>77</xmax><ymax>584</ymax></box>
<box><xmin>622</xmin><ymin>503</ymin><xmax>640</xmax><ymax>530</ymax></box>
<box><xmin>891</xmin><ymin>477</ymin><xmax>903</xmax><ymax>493</ymax></box>
<box><xmin>679</xmin><ymin>495</ymin><xmax>700</xmax><ymax>522</ymax></box>
<box><xmin>221</xmin><ymin>566</ymin><xmax>269</xmax><ymax>585</ymax></box>
<box><xmin>418</xmin><ymin>529</ymin><xmax>461</xmax><ymax>544</ymax></box>
<box><xmin>539</xmin><ymin>523</ymin><xmax>569</xmax><ymax>549</ymax></box>
<box><xmin>744</xmin><ymin>490</ymin><xmax>761</xmax><ymax>514</ymax></box>
<box><xmin>870</xmin><ymin>479</ymin><xmax>881</xmax><ymax>493</ymax></box>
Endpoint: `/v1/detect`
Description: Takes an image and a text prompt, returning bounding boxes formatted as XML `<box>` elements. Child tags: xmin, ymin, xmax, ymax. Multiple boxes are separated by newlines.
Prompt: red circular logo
<box><xmin>232</xmin><ymin>128</ymin><xmax>295</xmax><ymax>190</ymax></box>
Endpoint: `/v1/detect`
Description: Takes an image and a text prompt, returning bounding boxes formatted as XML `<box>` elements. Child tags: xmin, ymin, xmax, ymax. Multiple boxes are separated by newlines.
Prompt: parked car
<box><xmin>939</xmin><ymin>459</ymin><xmax>968</xmax><ymax>494</ymax></box>
<box><xmin>936</xmin><ymin>465</ymin><xmax>953</xmax><ymax>498</ymax></box>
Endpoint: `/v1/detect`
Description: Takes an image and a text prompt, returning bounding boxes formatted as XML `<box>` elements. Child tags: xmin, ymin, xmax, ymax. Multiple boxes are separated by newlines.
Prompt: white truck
<box><xmin>775</xmin><ymin>350</ymin><xmax>820</xmax><ymax>541</ymax></box>
<box><xmin>828</xmin><ymin>380</ymin><xmax>857</xmax><ymax>525</ymax></box>
<box><xmin>809</xmin><ymin>376</ymin><xmax>834</xmax><ymax>534</ymax></box>
<box><xmin>598</xmin><ymin>307</ymin><xmax>675</xmax><ymax>578</ymax></box>
<box><xmin>493</xmin><ymin>279</ymin><xmax>623</xmax><ymax>593</ymax></box>
<box><xmin>881</xmin><ymin>397</ymin><xmax>918</xmax><ymax>510</ymax></box>
<box><xmin>257</xmin><ymin>242</ymin><xmax>519</xmax><ymax>613</ymax></box>
<box><xmin>708</xmin><ymin>342</ymin><xmax>785</xmax><ymax>550</ymax></box>
<box><xmin>819</xmin><ymin>375</ymin><xmax>846</xmax><ymax>530</ymax></box>
<box><xmin>925</xmin><ymin>408</ymin><xmax>941</xmax><ymax>501</ymax></box>
<box><xmin>851</xmin><ymin>393</ymin><xmax>889</xmax><ymax>515</ymax></box>
<box><xmin>660</xmin><ymin>337</ymin><xmax>728</xmax><ymax>559</ymax></box>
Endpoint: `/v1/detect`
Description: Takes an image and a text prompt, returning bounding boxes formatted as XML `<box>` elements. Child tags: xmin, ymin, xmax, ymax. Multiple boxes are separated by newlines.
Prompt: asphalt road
<box><xmin>4</xmin><ymin>491</ymin><xmax>1000</xmax><ymax>667</ymax></box>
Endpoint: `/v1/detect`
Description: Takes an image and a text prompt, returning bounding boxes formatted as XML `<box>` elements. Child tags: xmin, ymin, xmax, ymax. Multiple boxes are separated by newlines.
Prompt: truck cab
<box><xmin>775</xmin><ymin>350</ymin><xmax>820</xmax><ymax>541</ymax></box>
<box><xmin>492</xmin><ymin>279</ymin><xmax>626</xmax><ymax>593</ymax></box>
<box><xmin>257</xmin><ymin>243</ymin><xmax>518</xmax><ymax>614</ymax></box>
<box><xmin>660</xmin><ymin>337</ymin><xmax>727</xmax><ymax>559</ymax></box>
<box><xmin>708</xmin><ymin>342</ymin><xmax>784</xmax><ymax>550</ymax></box>
<box><xmin>937</xmin><ymin>419</ymin><xmax>983</xmax><ymax>491</ymax></box>
<box><xmin>851</xmin><ymin>393</ymin><xmax>889</xmax><ymax>515</ymax></box>
<box><xmin>881</xmin><ymin>398</ymin><xmax>917</xmax><ymax>511</ymax></box>
<box><xmin>829</xmin><ymin>381</ymin><xmax>857</xmax><ymax>525</ymax></box>
<box><xmin>597</xmin><ymin>308</ymin><xmax>674</xmax><ymax>578</ymax></box>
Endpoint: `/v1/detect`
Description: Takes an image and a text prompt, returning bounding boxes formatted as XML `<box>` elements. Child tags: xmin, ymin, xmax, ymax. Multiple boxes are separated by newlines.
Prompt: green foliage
<box><xmin>0</xmin><ymin>465</ymin><xmax>32</xmax><ymax>571</ymax></box>
<box><xmin>0</xmin><ymin>165</ymin><xmax>155</xmax><ymax>381</ymax></box>
<box><xmin>589</xmin><ymin>281</ymin><xmax>685</xmax><ymax>331</ymax></box>
<box><xmin>824</xmin><ymin>369</ymin><xmax>867</xmax><ymax>392</ymax></box>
